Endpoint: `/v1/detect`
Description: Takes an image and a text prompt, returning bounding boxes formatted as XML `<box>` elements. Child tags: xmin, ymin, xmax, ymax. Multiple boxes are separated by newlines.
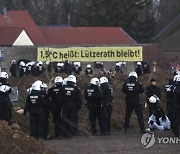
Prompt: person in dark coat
<box><xmin>122</xmin><ymin>71</ymin><xmax>146</xmax><ymax>134</ymax></box>
<box><xmin>0</xmin><ymin>72</ymin><xmax>12</xmax><ymax>124</ymax></box>
<box><xmin>24</xmin><ymin>81</ymin><xmax>48</xmax><ymax>139</ymax></box>
<box><xmin>145</xmin><ymin>79</ymin><xmax>161</xmax><ymax>117</ymax></box>
<box><xmin>84</xmin><ymin>77</ymin><xmax>101</xmax><ymax>135</ymax></box>
<box><xmin>61</xmin><ymin>75</ymin><xmax>82</xmax><ymax>138</ymax></box>
<box><xmin>85</xmin><ymin>64</ymin><xmax>93</xmax><ymax>76</ymax></box>
<box><xmin>172</xmin><ymin>74</ymin><xmax>180</xmax><ymax>137</ymax></box>
<box><xmin>10</xmin><ymin>60</ymin><xmax>18</xmax><ymax>78</ymax></box>
<box><xmin>48</xmin><ymin>76</ymin><xmax>63</xmax><ymax>138</ymax></box>
<box><xmin>99</xmin><ymin>76</ymin><xmax>113</xmax><ymax>135</ymax></box>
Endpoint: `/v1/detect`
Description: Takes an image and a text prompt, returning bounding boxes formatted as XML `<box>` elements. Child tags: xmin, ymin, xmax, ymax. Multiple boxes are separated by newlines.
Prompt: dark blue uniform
<box><xmin>0</xmin><ymin>84</ymin><xmax>12</xmax><ymax>123</ymax></box>
<box><xmin>100</xmin><ymin>83</ymin><xmax>113</xmax><ymax>135</ymax></box>
<box><xmin>48</xmin><ymin>84</ymin><xmax>63</xmax><ymax>138</ymax></box>
<box><xmin>84</xmin><ymin>84</ymin><xmax>101</xmax><ymax>135</ymax></box>
<box><xmin>25</xmin><ymin>90</ymin><xmax>48</xmax><ymax>139</ymax></box>
<box><xmin>61</xmin><ymin>81</ymin><xmax>82</xmax><ymax>137</ymax></box>
<box><xmin>122</xmin><ymin>76</ymin><xmax>145</xmax><ymax>133</ymax></box>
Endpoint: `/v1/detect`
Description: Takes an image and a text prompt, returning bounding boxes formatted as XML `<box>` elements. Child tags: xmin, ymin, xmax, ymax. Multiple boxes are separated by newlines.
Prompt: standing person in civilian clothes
<box><xmin>84</xmin><ymin>77</ymin><xmax>101</xmax><ymax>135</ymax></box>
<box><xmin>10</xmin><ymin>60</ymin><xmax>18</xmax><ymax>78</ymax></box>
<box><xmin>99</xmin><ymin>76</ymin><xmax>113</xmax><ymax>135</ymax></box>
<box><xmin>48</xmin><ymin>76</ymin><xmax>63</xmax><ymax>139</ymax></box>
<box><xmin>122</xmin><ymin>71</ymin><xmax>146</xmax><ymax>134</ymax></box>
<box><xmin>145</xmin><ymin>79</ymin><xmax>161</xmax><ymax>117</ymax></box>
<box><xmin>61</xmin><ymin>75</ymin><xmax>82</xmax><ymax>138</ymax></box>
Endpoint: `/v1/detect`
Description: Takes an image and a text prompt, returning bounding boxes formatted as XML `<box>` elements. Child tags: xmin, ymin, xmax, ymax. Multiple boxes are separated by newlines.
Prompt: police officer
<box><xmin>73</xmin><ymin>62</ymin><xmax>82</xmax><ymax>75</ymax></box>
<box><xmin>135</xmin><ymin>62</ymin><xmax>143</xmax><ymax>77</ymax></box>
<box><xmin>61</xmin><ymin>75</ymin><xmax>82</xmax><ymax>138</ymax></box>
<box><xmin>145</xmin><ymin>79</ymin><xmax>161</xmax><ymax>116</ymax></box>
<box><xmin>19</xmin><ymin>61</ymin><xmax>26</xmax><ymax>77</ymax></box>
<box><xmin>24</xmin><ymin>81</ymin><xmax>48</xmax><ymax>139</ymax></box>
<box><xmin>26</xmin><ymin>62</ymin><xmax>34</xmax><ymax>75</ymax></box>
<box><xmin>115</xmin><ymin>62</ymin><xmax>122</xmax><ymax>73</ymax></box>
<box><xmin>84</xmin><ymin>77</ymin><xmax>101</xmax><ymax>135</ymax></box>
<box><xmin>40</xmin><ymin>83</ymin><xmax>50</xmax><ymax>139</ymax></box>
<box><xmin>35</xmin><ymin>61</ymin><xmax>45</xmax><ymax>76</ymax></box>
<box><xmin>172</xmin><ymin>74</ymin><xmax>180</xmax><ymax>137</ymax></box>
<box><xmin>164</xmin><ymin>78</ymin><xmax>174</xmax><ymax>125</ymax></box>
<box><xmin>99</xmin><ymin>76</ymin><xmax>113</xmax><ymax>135</ymax></box>
<box><xmin>48</xmin><ymin>76</ymin><xmax>63</xmax><ymax>138</ymax></box>
<box><xmin>85</xmin><ymin>64</ymin><xmax>93</xmax><ymax>76</ymax></box>
<box><xmin>55</xmin><ymin>63</ymin><xmax>64</xmax><ymax>73</ymax></box>
<box><xmin>0</xmin><ymin>72</ymin><xmax>12</xmax><ymax>124</ymax></box>
<box><xmin>122</xmin><ymin>71</ymin><xmax>146</xmax><ymax>134</ymax></box>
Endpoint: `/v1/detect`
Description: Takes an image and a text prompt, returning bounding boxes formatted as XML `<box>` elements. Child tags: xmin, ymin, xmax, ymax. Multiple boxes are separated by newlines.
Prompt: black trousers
<box><xmin>172</xmin><ymin>102</ymin><xmax>180</xmax><ymax>137</ymax></box>
<box><xmin>148</xmin><ymin>103</ymin><xmax>158</xmax><ymax>117</ymax></box>
<box><xmin>124</xmin><ymin>102</ymin><xmax>145</xmax><ymax>131</ymax></box>
<box><xmin>88</xmin><ymin>104</ymin><xmax>101</xmax><ymax>134</ymax></box>
<box><xmin>62</xmin><ymin>104</ymin><xmax>76</xmax><ymax>137</ymax></box>
<box><xmin>29</xmin><ymin>112</ymin><xmax>46</xmax><ymax>139</ymax></box>
<box><xmin>100</xmin><ymin>104</ymin><xmax>112</xmax><ymax>134</ymax></box>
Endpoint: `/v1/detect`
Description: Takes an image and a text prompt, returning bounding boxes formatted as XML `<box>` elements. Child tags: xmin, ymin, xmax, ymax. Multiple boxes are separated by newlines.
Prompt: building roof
<box><xmin>153</xmin><ymin>14</ymin><xmax>180</xmax><ymax>40</ymax></box>
<box><xmin>39</xmin><ymin>27</ymin><xmax>137</xmax><ymax>46</ymax></box>
<box><xmin>0</xmin><ymin>11</ymin><xmax>46</xmax><ymax>45</ymax></box>
<box><xmin>0</xmin><ymin>27</ymin><xmax>23</xmax><ymax>45</ymax></box>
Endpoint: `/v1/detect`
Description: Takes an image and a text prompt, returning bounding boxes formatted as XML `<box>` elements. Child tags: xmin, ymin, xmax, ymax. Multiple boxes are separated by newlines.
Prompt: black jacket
<box><xmin>84</xmin><ymin>84</ymin><xmax>101</xmax><ymax>107</ymax></box>
<box><xmin>122</xmin><ymin>77</ymin><xmax>144</xmax><ymax>102</ymax></box>
<box><xmin>61</xmin><ymin>81</ymin><xmax>82</xmax><ymax>110</ymax></box>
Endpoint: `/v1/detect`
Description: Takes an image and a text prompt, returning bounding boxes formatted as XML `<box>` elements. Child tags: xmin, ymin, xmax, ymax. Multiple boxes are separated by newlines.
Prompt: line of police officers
<box><xmin>23</xmin><ymin>74</ymin><xmax>113</xmax><ymax>139</ymax></box>
<box><xmin>1</xmin><ymin>69</ymin><xmax>180</xmax><ymax>139</ymax></box>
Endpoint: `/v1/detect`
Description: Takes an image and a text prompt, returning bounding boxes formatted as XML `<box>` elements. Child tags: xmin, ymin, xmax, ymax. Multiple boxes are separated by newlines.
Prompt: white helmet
<box><xmin>57</xmin><ymin>63</ymin><xmax>61</xmax><ymax>67</ymax></box>
<box><xmin>99</xmin><ymin>77</ymin><xmax>108</xmax><ymax>84</ymax></box>
<box><xmin>11</xmin><ymin>60</ymin><xmax>16</xmax><ymax>64</ymax></box>
<box><xmin>74</xmin><ymin>62</ymin><xmax>80</xmax><ymax>67</ymax></box>
<box><xmin>87</xmin><ymin>64</ymin><xmax>91</xmax><ymax>68</ymax></box>
<box><xmin>0</xmin><ymin>85</ymin><xmax>11</xmax><ymax>93</ymax></box>
<box><xmin>45</xmin><ymin>61</ymin><xmax>50</xmax><ymax>65</ymax></box>
<box><xmin>31</xmin><ymin>83</ymin><xmax>41</xmax><ymax>91</ymax></box>
<box><xmin>67</xmin><ymin>75</ymin><xmax>76</xmax><ymax>83</ymax></box>
<box><xmin>33</xmin><ymin>80</ymin><xmax>43</xmax><ymax>86</ymax></box>
<box><xmin>173</xmin><ymin>74</ymin><xmax>180</xmax><ymax>82</ymax></box>
<box><xmin>0</xmin><ymin>72</ymin><xmax>9</xmax><ymax>79</ymax></box>
<box><xmin>63</xmin><ymin>77</ymin><xmax>68</xmax><ymax>85</ymax></box>
<box><xmin>90</xmin><ymin>77</ymin><xmax>99</xmax><ymax>85</ymax></box>
<box><xmin>20</xmin><ymin>61</ymin><xmax>25</xmax><ymax>66</ymax></box>
<box><xmin>54</xmin><ymin>76</ymin><xmax>63</xmax><ymax>84</ymax></box>
<box><xmin>137</xmin><ymin>62</ymin><xmax>141</xmax><ymax>65</ymax></box>
<box><xmin>39</xmin><ymin>61</ymin><xmax>43</xmax><ymax>65</ymax></box>
<box><xmin>31</xmin><ymin>80</ymin><xmax>43</xmax><ymax>91</ymax></box>
<box><xmin>129</xmin><ymin>71</ymin><xmax>138</xmax><ymax>78</ymax></box>
<box><xmin>116</xmin><ymin>62</ymin><xmax>120</xmax><ymax>67</ymax></box>
<box><xmin>41</xmin><ymin>83</ymin><xmax>48</xmax><ymax>90</ymax></box>
<box><xmin>60</xmin><ymin>63</ymin><xmax>64</xmax><ymax>67</ymax></box>
<box><xmin>149</xmin><ymin>96</ymin><xmax>157</xmax><ymax>103</ymax></box>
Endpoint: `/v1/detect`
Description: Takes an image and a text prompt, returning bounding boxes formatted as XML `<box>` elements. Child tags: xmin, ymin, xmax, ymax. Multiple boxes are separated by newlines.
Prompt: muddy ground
<box><xmin>2</xmin><ymin>68</ymin><xmax>179</xmax><ymax>153</ymax></box>
<box><xmin>43</xmin><ymin>129</ymin><xmax>180</xmax><ymax>154</ymax></box>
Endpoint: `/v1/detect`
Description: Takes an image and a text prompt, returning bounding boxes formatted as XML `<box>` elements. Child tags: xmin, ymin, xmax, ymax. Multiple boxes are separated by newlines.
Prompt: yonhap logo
<box><xmin>141</xmin><ymin>132</ymin><xmax>155</xmax><ymax>148</ymax></box>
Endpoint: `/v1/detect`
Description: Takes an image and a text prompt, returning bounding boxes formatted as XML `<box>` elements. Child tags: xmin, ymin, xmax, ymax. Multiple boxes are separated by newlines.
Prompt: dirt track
<box><xmin>43</xmin><ymin>129</ymin><xmax>180</xmax><ymax>154</ymax></box>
